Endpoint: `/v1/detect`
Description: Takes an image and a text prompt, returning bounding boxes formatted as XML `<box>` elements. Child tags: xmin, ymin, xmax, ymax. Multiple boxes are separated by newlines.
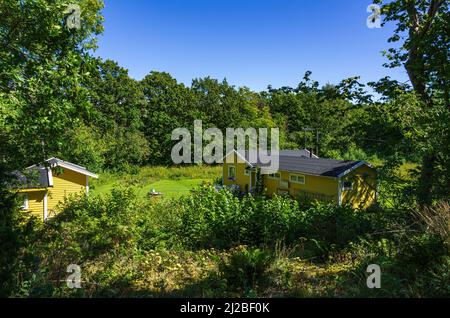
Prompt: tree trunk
<box><xmin>418</xmin><ymin>152</ymin><xmax>437</xmax><ymax>206</ymax></box>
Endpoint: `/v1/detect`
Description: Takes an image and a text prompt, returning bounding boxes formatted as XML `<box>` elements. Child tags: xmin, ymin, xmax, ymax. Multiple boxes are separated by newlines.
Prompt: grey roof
<box><xmin>27</xmin><ymin>157</ymin><xmax>98</xmax><ymax>179</ymax></box>
<box><xmin>8</xmin><ymin>168</ymin><xmax>51</xmax><ymax>189</ymax></box>
<box><xmin>235</xmin><ymin>150</ymin><xmax>370</xmax><ymax>178</ymax></box>
<box><xmin>7</xmin><ymin>158</ymin><xmax>98</xmax><ymax>190</ymax></box>
<box><xmin>277</xmin><ymin>149</ymin><xmax>319</xmax><ymax>158</ymax></box>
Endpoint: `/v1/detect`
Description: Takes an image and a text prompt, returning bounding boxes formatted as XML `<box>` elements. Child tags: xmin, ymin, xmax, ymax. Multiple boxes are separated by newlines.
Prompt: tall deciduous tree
<box><xmin>0</xmin><ymin>0</ymin><xmax>104</xmax><ymax>168</ymax></box>
<box><xmin>375</xmin><ymin>0</ymin><xmax>450</xmax><ymax>204</ymax></box>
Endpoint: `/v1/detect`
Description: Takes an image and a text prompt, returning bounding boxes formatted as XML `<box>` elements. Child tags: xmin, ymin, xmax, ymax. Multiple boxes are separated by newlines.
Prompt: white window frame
<box><xmin>20</xmin><ymin>194</ymin><xmax>29</xmax><ymax>210</ymax></box>
<box><xmin>289</xmin><ymin>173</ymin><xmax>305</xmax><ymax>184</ymax></box>
<box><xmin>228</xmin><ymin>165</ymin><xmax>236</xmax><ymax>180</ymax></box>
<box><xmin>268</xmin><ymin>172</ymin><xmax>281</xmax><ymax>180</ymax></box>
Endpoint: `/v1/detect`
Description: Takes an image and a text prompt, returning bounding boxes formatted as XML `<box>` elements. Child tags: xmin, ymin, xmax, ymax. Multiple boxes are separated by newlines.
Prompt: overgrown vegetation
<box><xmin>2</xmin><ymin>186</ymin><xmax>448</xmax><ymax>297</ymax></box>
<box><xmin>1</xmin><ymin>0</ymin><xmax>449</xmax><ymax>298</ymax></box>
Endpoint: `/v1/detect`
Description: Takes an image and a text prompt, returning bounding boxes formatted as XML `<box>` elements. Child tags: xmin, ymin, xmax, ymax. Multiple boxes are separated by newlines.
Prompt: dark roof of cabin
<box><xmin>5</xmin><ymin>157</ymin><xmax>98</xmax><ymax>190</ymax></box>
<box><xmin>6</xmin><ymin>167</ymin><xmax>51</xmax><ymax>189</ymax></box>
<box><xmin>235</xmin><ymin>150</ymin><xmax>370</xmax><ymax>177</ymax></box>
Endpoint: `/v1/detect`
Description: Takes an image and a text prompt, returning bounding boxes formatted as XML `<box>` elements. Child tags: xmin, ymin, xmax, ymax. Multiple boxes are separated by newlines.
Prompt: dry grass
<box><xmin>414</xmin><ymin>201</ymin><xmax>450</xmax><ymax>247</ymax></box>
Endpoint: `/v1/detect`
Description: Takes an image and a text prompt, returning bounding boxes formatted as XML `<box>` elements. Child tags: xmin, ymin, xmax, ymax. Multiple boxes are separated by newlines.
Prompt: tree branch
<box><xmin>419</xmin><ymin>0</ymin><xmax>445</xmax><ymax>38</ymax></box>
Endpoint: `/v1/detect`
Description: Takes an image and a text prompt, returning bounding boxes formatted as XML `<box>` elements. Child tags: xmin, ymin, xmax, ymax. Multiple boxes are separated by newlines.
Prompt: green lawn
<box><xmin>90</xmin><ymin>165</ymin><xmax>222</xmax><ymax>200</ymax></box>
<box><xmin>134</xmin><ymin>178</ymin><xmax>212</xmax><ymax>199</ymax></box>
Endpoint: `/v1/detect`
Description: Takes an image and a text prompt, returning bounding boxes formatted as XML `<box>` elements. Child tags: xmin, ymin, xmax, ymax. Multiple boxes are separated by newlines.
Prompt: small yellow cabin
<box><xmin>13</xmin><ymin>158</ymin><xmax>98</xmax><ymax>220</ymax></box>
<box><xmin>223</xmin><ymin>150</ymin><xmax>377</xmax><ymax>209</ymax></box>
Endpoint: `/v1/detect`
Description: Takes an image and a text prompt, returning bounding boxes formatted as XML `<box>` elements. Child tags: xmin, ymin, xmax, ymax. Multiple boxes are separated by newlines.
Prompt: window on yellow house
<box><xmin>228</xmin><ymin>166</ymin><xmax>236</xmax><ymax>180</ymax></box>
<box><xmin>268</xmin><ymin>172</ymin><xmax>280</xmax><ymax>180</ymax></box>
<box><xmin>289</xmin><ymin>174</ymin><xmax>305</xmax><ymax>184</ymax></box>
<box><xmin>244</xmin><ymin>167</ymin><xmax>251</xmax><ymax>176</ymax></box>
<box><xmin>20</xmin><ymin>194</ymin><xmax>29</xmax><ymax>210</ymax></box>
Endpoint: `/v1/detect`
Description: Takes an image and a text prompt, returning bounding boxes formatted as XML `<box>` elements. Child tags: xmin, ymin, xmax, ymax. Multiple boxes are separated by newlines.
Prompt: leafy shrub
<box><xmin>219</xmin><ymin>246</ymin><xmax>273</xmax><ymax>295</ymax></box>
<box><xmin>174</xmin><ymin>186</ymin><xmax>397</xmax><ymax>252</ymax></box>
<box><xmin>175</xmin><ymin>186</ymin><xmax>304</xmax><ymax>248</ymax></box>
<box><xmin>5</xmin><ymin>184</ymin><xmax>449</xmax><ymax>297</ymax></box>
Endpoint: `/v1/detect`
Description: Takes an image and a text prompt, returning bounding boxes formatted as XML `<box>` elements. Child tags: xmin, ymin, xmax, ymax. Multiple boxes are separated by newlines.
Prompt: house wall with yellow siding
<box><xmin>223</xmin><ymin>152</ymin><xmax>340</xmax><ymax>202</ymax></box>
<box><xmin>47</xmin><ymin>168</ymin><xmax>86</xmax><ymax>216</ymax></box>
<box><xmin>223</xmin><ymin>152</ymin><xmax>251</xmax><ymax>191</ymax></box>
<box><xmin>18</xmin><ymin>189</ymin><xmax>46</xmax><ymax>219</ymax></box>
<box><xmin>263</xmin><ymin>171</ymin><xmax>338</xmax><ymax>202</ymax></box>
<box><xmin>222</xmin><ymin>151</ymin><xmax>377</xmax><ymax>209</ymax></box>
<box><xmin>18</xmin><ymin>168</ymin><xmax>88</xmax><ymax>220</ymax></box>
<box><xmin>341</xmin><ymin>165</ymin><xmax>377</xmax><ymax>209</ymax></box>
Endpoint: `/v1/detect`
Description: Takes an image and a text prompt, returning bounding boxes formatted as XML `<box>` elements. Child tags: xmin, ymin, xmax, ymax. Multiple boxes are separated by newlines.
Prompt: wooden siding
<box><xmin>223</xmin><ymin>152</ymin><xmax>339</xmax><ymax>202</ymax></box>
<box><xmin>341</xmin><ymin>165</ymin><xmax>377</xmax><ymax>209</ymax></box>
<box><xmin>223</xmin><ymin>152</ymin><xmax>252</xmax><ymax>191</ymax></box>
<box><xmin>19</xmin><ymin>189</ymin><xmax>46</xmax><ymax>219</ymax></box>
<box><xmin>263</xmin><ymin>171</ymin><xmax>339</xmax><ymax>202</ymax></box>
<box><xmin>47</xmin><ymin>168</ymin><xmax>86</xmax><ymax>216</ymax></box>
<box><xmin>222</xmin><ymin>151</ymin><xmax>377</xmax><ymax>209</ymax></box>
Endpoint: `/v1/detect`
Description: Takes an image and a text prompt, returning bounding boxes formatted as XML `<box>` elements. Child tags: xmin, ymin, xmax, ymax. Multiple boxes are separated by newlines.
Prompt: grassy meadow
<box><xmin>90</xmin><ymin>165</ymin><xmax>222</xmax><ymax>200</ymax></box>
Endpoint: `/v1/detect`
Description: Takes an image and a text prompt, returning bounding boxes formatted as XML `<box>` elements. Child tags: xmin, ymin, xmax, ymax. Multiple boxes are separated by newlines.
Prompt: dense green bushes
<box><xmin>174</xmin><ymin>186</ymin><xmax>400</xmax><ymax>254</ymax></box>
<box><xmin>2</xmin><ymin>185</ymin><xmax>448</xmax><ymax>297</ymax></box>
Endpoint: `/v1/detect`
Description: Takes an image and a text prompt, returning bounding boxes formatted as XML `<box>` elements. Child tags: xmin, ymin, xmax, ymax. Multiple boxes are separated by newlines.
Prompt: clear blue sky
<box><xmin>94</xmin><ymin>0</ymin><xmax>409</xmax><ymax>91</ymax></box>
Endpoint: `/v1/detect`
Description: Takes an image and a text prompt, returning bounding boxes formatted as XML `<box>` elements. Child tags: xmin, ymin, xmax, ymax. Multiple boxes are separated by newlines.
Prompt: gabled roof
<box><xmin>229</xmin><ymin>149</ymin><xmax>373</xmax><ymax>178</ymax></box>
<box><xmin>8</xmin><ymin>168</ymin><xmax>52</xmax><ymax>189</ymax></box>
<box><xmin>27</xmin><ymin>158</ymin><xmax>98</xmax><ymax>179</ymax></box>
<box><xmin>8</xmin><ymin>158</ymin><xmax>98</xmax><ymax>190</ymax></box>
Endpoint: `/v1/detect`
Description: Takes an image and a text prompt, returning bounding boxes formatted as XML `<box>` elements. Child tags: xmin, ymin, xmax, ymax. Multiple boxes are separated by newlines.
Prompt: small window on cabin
<box><xmin>343</xmin><ymin>181</ymin><xmax>353</xmax><ymax>190</ymax></box>
<box><xmin>228</xmin><ymin>166</ymin><xmax>236</xmax><ymax>180</ymax></box>
<box><xmin>268</xmin><ymin>172</ymin><xmax>280</xmax><ymax>180</ymax></box>
<box><xmin>244</xmin><ymin>167</ymin><xmax>251</xmax><ymax>176</ymax></box>
<box><xmin>289</xmin><ymin>174</ymin><xmax>305</xmax><ymax>184</ymax></box>
<box><xmin>20</xmin><ymin>194</ymin><xmax>29</xmax><ymax>210</ymax></box>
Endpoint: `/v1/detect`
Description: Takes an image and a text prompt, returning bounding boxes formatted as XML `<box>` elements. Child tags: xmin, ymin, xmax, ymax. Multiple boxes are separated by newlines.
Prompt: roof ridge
<box><xmin>47</xmin><ymin>157</ymin><xmax>87</xmax><ymax>170</ymax></box>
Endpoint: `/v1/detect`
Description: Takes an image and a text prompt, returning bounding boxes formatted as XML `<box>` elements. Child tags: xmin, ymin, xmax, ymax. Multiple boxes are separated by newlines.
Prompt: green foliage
<box><xmin>0</xmin><ymin>187</ymin><xmax>38</xmax><ymax>296</ymax></box>
<box><xmin>1</xmin><ymin>0</ymin><xmax>449</xmax><ymax>299</ymax></box>
<box><xmin>0</xmin><ymin>0</ymin><xmax>104</xmax><ymax>168</ymax></box>
<box><xmin>2</xmin><ymin>184</ymin><xmax>449</xmax><ymax>297</ymax></box>
<box><xmin>42</xmin><ymin>189</ymin><xmax>142</xmax><ymax>259</ymax></box>
<box><xmin>173</xmin><ymin>186</ymin><xmax>396</xmax><ymax>254</ymax></box>
<box><xmin>218</xmin><ymin>246</ymin><xmax>273</xmax><ymax>295</ymax></box>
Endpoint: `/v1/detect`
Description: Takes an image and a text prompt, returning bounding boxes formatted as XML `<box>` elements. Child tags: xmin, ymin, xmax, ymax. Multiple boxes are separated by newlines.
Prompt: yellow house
<box><xmin>13</xmin><ymin>158</ymin><xmax>98</xmax><ymax>220</ymax></box>
<box><xmin>223</xmin><ymin>150</ymin><xmax>377</xmax><ymax>209</ymax></box>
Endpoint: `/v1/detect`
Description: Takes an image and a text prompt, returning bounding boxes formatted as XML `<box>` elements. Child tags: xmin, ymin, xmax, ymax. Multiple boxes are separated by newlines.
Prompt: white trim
<box><xmin>302</xmin><ymin>148</ymin><xmax>319</xmax><ymax>159</ymax></box>
<box><xmin>222</xmin><ymin>149</ymin><xmax>254</xmax><ymax>167</ymax></box>
<box><xmin>336</xmin><ymin>161</ymin><xmax>374</xmax><ymax>178</ymax></box>
<box><xmin>43</xmin><ymin>191</ymin><xmax>48</xmax><ymax>220</ymax></box>
<box><xmin>337</xmin><ymin>178</ymin><xmax>342</xmax><ymax>206</ymax></box>
<box><xmin>86</xmin><ymin>175</ymin><xmax>89</xmax><ymax>195</ymax></box>
<box><xmin>289</xmin><ymin>173</ymin><xmax>305</xmax><ymax>184</ymax></box>
<box><xmin>20</xmin><ymin>194</ymin><xmax>29</xmax><ymax>210</ymax></box>
<box><xmin>56</xmin><ymin>162</ymin><xmax>98</xmax><ymax>178</ymax></box>
<box><xmin>27</xmin><ymin>158</ymin><xmax>98</xmax><ymax>179</ymax></box>
<box><xmin>267</xmin><ymin>172</ymin><xmax>281</xmax><ymax>180</ymax></box>
<box><xmin>46</xmin><ymin>168</ymin><xmax>54</xmax><ymax>186</ymax></box>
